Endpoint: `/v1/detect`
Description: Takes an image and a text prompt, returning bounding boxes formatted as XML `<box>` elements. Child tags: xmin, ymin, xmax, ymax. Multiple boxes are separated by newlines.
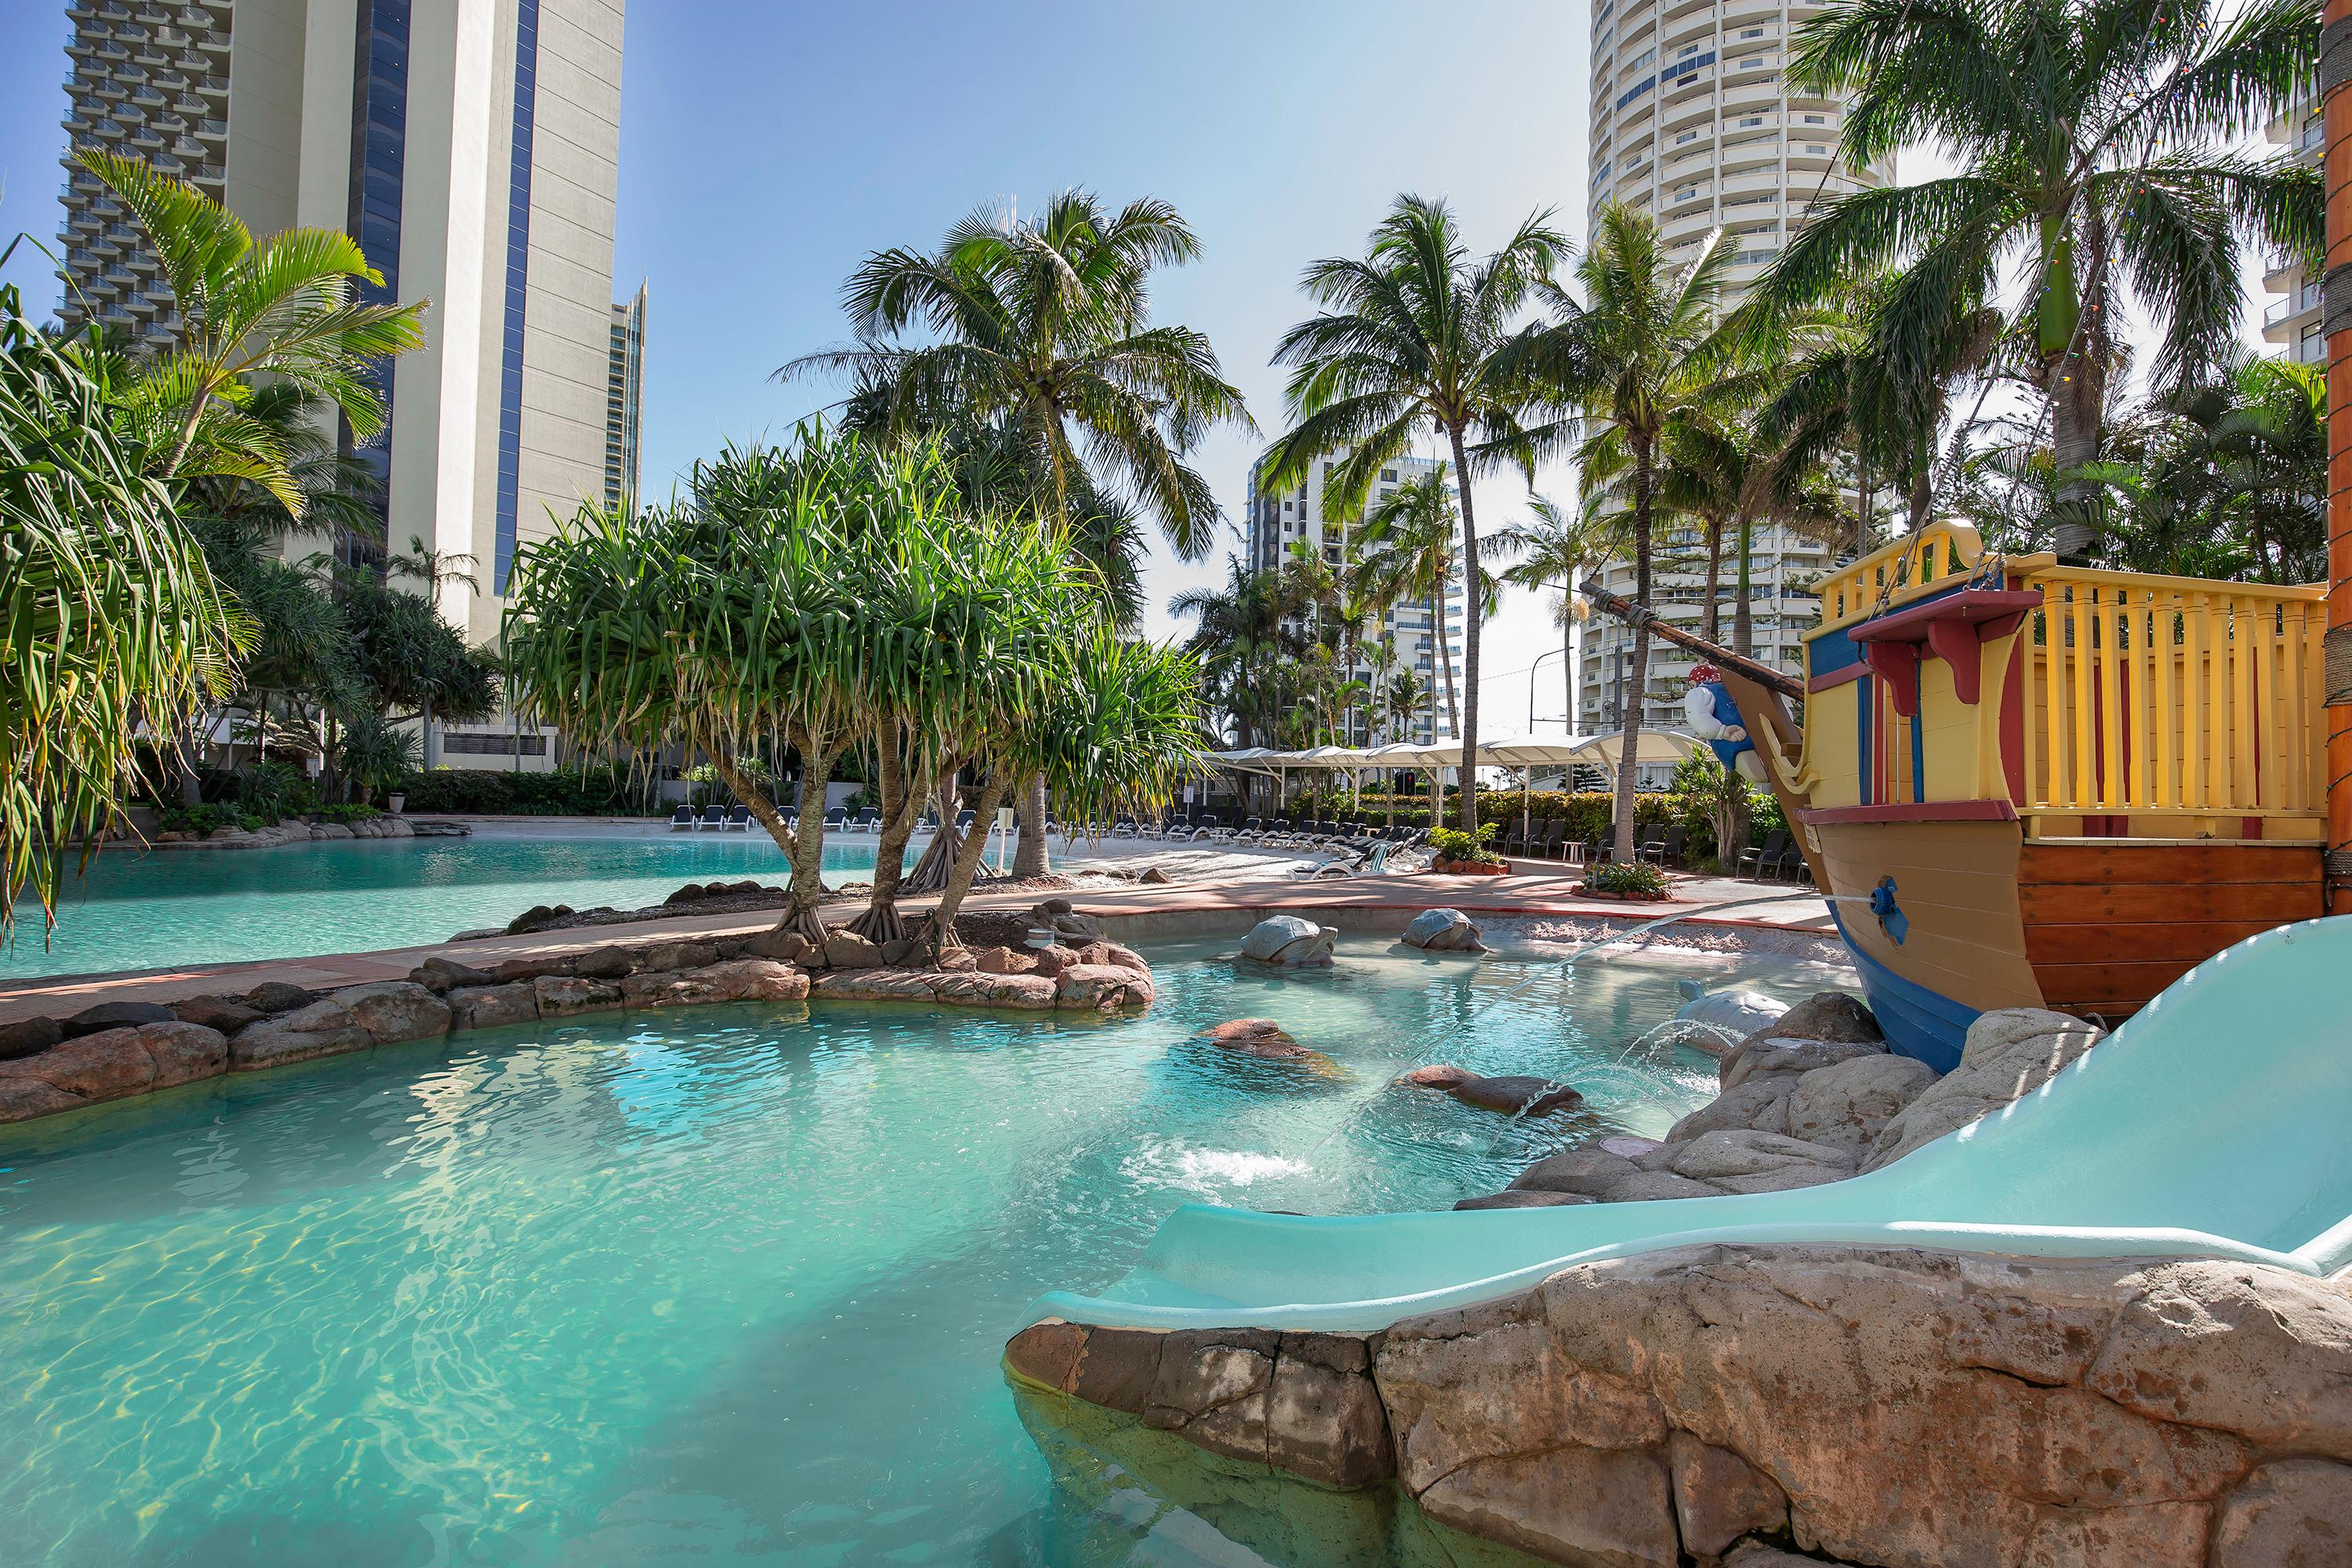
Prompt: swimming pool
<box><xmin>6</xmin><ymin>829</ymin><xmax>894</xmax><ymax>980</ymax></box>
<box><xmin>0</xmin><ymin>934</ymin><xmax>1839</xmax><ymax>1566</ymax></box>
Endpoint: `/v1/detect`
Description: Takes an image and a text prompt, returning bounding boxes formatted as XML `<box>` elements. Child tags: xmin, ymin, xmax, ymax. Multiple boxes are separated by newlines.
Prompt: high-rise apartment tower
<box><xmin>1581</xmin><ymin>0</ymin><xmax>1891</xmax><ymax>774</ymax></box>
<box><xmin>56</xmin><ymin>0</ymin><xmax>628</xmax><ymax>654</ymax></box>
<box><xmin>1242</xmin><ymin>449</ymin><xmax>1463</xmax><ymax>746</ymax></box>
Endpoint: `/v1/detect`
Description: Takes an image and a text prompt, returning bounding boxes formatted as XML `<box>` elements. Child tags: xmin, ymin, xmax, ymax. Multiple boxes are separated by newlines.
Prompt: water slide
<box><xmin>1028</xmin><ymin>917</ymin><xmax>2352</xmax><ymax>1334</ymax></box>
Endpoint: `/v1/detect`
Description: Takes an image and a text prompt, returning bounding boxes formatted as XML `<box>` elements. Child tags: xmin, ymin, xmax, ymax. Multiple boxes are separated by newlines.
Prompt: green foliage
<box><xmin>336</xmin><ymin>709</ymin><xmax>423</xmax><ymax>802</ymax></box>
<box><xmin>1470</xmin><ymin>790</ymin><xmax>1679</xmax><ymax>840</ymax></box>
<box><xmin>1428</xmin><ymin>822</ymin><xmax>1500</xmax><ymax>862</ymax></box>
<box><xmin>1584</xmin><ymin>858</ymin><xmax>1669</xmax><ymax>896</ymax></box>
<box><xmin>392</xmin><ymin>764</ymin><xmax>657</xmax><ymax>817</ymax></box>
<box><xmin>156</xmin><ymin>802</ymin><xmax>263</xmax><ymax>836</ymax></box>
<box><xmin>2</xmin><ymin>279</ymin><xmax>244</xmax><ymax>941</ymax></box>
<box><xmin>313</xmin><ymin>802</ymin><xmax>380</xmax><ymax>824</ymax></box>
<box><xmin>237</xmin><ymin>758</ymin><xmax>313</xmax><ymax>823</ymax></box>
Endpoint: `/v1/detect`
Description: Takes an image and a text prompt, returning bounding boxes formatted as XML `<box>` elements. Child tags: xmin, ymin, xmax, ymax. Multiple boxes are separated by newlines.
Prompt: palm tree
<box><xmin>1765</xmin><ymin>0</ymin><xmax>2319</xmax><ymax>559</ymax></box>
<box><xmin>1171</xmin><ymin>560</ymin><xmax>1296</xmax><ymax>747</ymax></box>
<box><xmin>1356</xmin><ymin>468</ymin><xmax>1483</xmax><ymax>741</ymax></box>
<box><xmin>1486</xmin><ymin>495</ymin><xmax>1622</xmax><ymax>733</ymax></box>
<box><xmin>1261</xmin><ymin>194</ymin><xmax>1570</xmax><ymax>831</ymax></box>
<box><xmin>1526</xmin><ymin>205</ymin><xmax>1756</xmax><ymax>861</ymax></box>
<box><xmin>76</xmin><ymin>149</ymin><xmax>429</xmax><ymax>510</ymax></box>
<box><xmin>786</xmin><ymin>191</ymin><xmax>1253</xmax><ymax>871</ymax></box>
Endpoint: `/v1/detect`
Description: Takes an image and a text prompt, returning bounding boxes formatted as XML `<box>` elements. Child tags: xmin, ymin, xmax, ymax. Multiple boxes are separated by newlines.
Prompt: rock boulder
<box><xmin>1748</xmin><ymin>991</ymin><xmax>1881</xmax><ymax>1047</ymax></box>
<box><xmin>1401</xmin><ymin>907</ymin><xmax>1486</xmax><ymax>953</ymax></box>
<box><xmin>1862</xmin><ymin>1007</ymin><xmax>2102</xmax><ymax>1171</ymax></box>
<box><xmin>229</xmin><ymin>1001</ymin><xmax>376</xmax><ymax>1069</ymax></box>
<box><xmin>448</xmin><ymin>982</ymin><xmax>539</xmax><ymax>1031</ymax></box>
<box><xmin>1784</xmin><ymin>1052</ymin><xmax>1937</xmax><ymax>1156</ymax></box>
<box><xmin>169</xmin><ymin>995</ymin><xmax>263</xmax><ymax>1034</ymax></box>
<box><xmin>0</xmin><ymin>1015</ymin><xmax>64</xmax><ymax>1062</ymax></box>
<box><xmin>1237</xmin><ymin>916</ymin><xmax>1337</xmax><ymax>967</ymax></box>
<box><xmin>325</xmin><ymin>982</ymin><xmax>452</xmax><ymax>1045</ymax></box>
<box><xmin>1672</xmin><ymin>985</ymin><xmax>1788</xmax><ymax>1051</ymax></box>
<box><xmin>63</xmin><ymin>1000</ymin><xmax>179</xmax><ymax>1039</ymax></box>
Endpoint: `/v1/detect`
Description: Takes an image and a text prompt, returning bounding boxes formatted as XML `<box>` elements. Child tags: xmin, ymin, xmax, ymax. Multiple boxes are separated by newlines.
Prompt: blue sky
<box><xmin>0</xmin><ymin>0</ymin><xmax>1596</xmax><ymax>723</ymax></box>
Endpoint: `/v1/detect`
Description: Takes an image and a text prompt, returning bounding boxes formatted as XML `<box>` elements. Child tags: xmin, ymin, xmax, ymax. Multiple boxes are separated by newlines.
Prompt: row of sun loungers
<box><xmin>671</xmin><ymin>806</ymin><xmax>985</xmax><ymax>835</ymax></box>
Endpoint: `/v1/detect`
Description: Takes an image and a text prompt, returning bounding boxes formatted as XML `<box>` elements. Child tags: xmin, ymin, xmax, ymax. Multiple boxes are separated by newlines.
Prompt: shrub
<box><xmin>156</xmin><ymin>802</ymin><xmax>263</xmax><ymax>836</ymax></box>
<box><xmin>313</xmin><ymin>803</ymin><xmax>380</xmax><ymax>824</ymax></box>
<box><xmin>1584</xmin><ymin>858</ymin><xmax>1668</xmax><ymax>896</ymax></box>
<box><xmin>1428</xmin><ymin>822</ymin><xmax>1500</xmax><ymax>862</ymax></box>
<box><xmin>391</xmin><ymin>764</ymin><xmax>663</xmax><ymax>817</ymax></box>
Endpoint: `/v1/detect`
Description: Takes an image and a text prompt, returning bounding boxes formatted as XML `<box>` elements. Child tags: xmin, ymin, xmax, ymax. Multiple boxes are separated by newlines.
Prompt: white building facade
<box><xmin>2263</xmin><ymin>100</ymin><xmax>2324</xmax><ymax>367</ymax></box>
<box><xmin>1581</xmin><ymin>0</ymin><xmax>1888</xmax><ymax>779</ymax></box>
<box><xmin>1243</xmin><ymin>449</ymin><xmax>1465</xmax><ymax>746</ymax></box>
<box><xmin>56</xmin><ymin>0</ymin><xmax>629</xmax><ymax>771</ymax></box>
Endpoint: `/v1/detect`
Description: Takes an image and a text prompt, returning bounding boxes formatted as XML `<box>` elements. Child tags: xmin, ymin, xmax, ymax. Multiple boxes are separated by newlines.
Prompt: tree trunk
<box><xmin>920</xmin><ymin>776</ymin><xmax>1011</xmax><ymax>954</ymax></box>
<box><xmin>1012</xmin><ymin>772</ymin><xmax>1049</xmax><ymax>877</ymax></box>
<box><xmin>902</xmin><ymin>778</ymin><xmax>964</xmax><ymax>895</ymax></box>
<box><xmin>848</xmin><ymin>725</ymin><xmax>925</xmax><ymax>946</ymax></box>
<box><xmin>1611</xmin><ymin>437</ymin><xmax>1655</xmax><ymax>865</ymax></box>
<box><xmin>1701</xmin><ymin>513</ymin><xmax>1724</xmax><ymax>645</ymax></box>
<box><xmin>1432</xmin><ymin>590</ymin><xmax>1459</xmax><ymax>739</ymax></box>
<box><xmin>1563</xmin><ymin>600</ymin><xmax>1577</xmax><ymax>734</ymax></box>
<box><xmin>2048</xmin><ymin>361</ymin><xmax>2103</xmax><ymax>562</ymax></box>
<box><xmin>1446</xmin><ymin>429</ymin><xmax>1480</xmax><ymax>834</ymax></box>
<box><xmin>1733</xmin><ymin>513</ymin><xmax>1756</xmax><ymax>659</ymax></box>
<box><xmin>724</xmin><ymin>742</ymin><xmax>832</xmax><ymax>946</ymax></box>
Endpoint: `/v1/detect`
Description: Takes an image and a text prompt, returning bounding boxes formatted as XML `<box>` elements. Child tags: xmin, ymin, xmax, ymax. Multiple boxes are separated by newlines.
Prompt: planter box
<box><xmin>1573</xmin><ymin>884</ymin><xmax>1673</xmax><ymax>902</ymax></box>
<box><xmin>1432</xmin><ymin>859</ymin><xmax>1512</xmax><ymax>877</ymax></box>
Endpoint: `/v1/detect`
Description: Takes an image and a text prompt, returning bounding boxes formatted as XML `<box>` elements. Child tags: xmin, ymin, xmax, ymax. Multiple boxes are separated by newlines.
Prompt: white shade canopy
<box><xmin>1205</xmin><ymin>731</ymin><xmax>1700</xmax><ymax>774</ymax></box>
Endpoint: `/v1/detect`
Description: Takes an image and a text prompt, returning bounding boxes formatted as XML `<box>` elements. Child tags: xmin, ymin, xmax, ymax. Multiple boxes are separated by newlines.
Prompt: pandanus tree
<box><xmin>782</xmin><ymin>191</ymin><xmax>1253</xmax><ymax>873</ymax></box>
<box><xmin>505</xmin><ymin>434</ymin><xmax>879</xmax><ymax>945</ymax></box>
<box><xmin>1</xmin><ymin>278</ymin><xmax>245</xmax><ymax>942</ymax></box>
<box><xmin>1261</xmin><ymin>194</ymin><xmax>1570</xmax><ymax>832</ymax></box>
<box><xmin>1763</xmin><ymin>0</ymin><xmax>2320</xmax><ymax>560</ymax></box>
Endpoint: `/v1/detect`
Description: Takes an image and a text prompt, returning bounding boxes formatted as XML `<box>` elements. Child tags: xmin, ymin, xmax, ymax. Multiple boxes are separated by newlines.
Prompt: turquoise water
<box><xmin>0</xmin><ymin>935</ymin><xmax>1834</xmax><ymax>1566</ymax></box>
<box><xmin>7</xmin><ymin>833</ymin><xmax>893</xmax><ymax>981</ymax></box>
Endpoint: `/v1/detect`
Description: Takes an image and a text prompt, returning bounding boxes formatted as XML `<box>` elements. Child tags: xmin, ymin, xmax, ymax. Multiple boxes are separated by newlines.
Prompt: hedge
<box><xmin>392</xmin><ymin>765</ymin><xmax>663</xmax><ymax>816</ymax></box>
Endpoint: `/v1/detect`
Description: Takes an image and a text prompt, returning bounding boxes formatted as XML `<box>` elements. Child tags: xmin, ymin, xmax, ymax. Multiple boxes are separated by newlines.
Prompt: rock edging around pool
<box><xmin>1008</xmin><ymin>1246</ymin><xmax>2352</xmax><ymax>1568</ymax></box>
<box><xmin>0</xmin><ymin>932</ymin><xmax>1156</xmax><ymax>1127</ymax></box>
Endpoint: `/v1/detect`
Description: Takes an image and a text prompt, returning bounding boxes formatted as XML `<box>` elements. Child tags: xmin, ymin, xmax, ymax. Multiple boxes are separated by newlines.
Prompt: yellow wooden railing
<box><xmin>2012</xmin><ymin>565</ymin><xmax>2325</xmax><ymax>822</ymax></box>
<box><xmin>1813</xmin><ymin>521</ymin><xmax>1983</xmax><ymax>627</ymax></box>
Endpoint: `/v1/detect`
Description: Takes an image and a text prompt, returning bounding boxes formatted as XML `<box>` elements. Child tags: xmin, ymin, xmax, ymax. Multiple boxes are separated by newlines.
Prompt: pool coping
<box><xmin>1</xmin><ymin>864</ymin><xmax>1837</xmax><ymax>1026</ymax></box>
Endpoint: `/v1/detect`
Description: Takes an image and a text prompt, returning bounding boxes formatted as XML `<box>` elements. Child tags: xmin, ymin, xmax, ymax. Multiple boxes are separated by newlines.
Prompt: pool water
<box><xmin>0</xmin><ymin>935</ymin><xmax>1842</xmax><ymax>1566</ymax></box>
<box><xmin>7</xmin><ymin>832</ymin><xmax>891</xmax><ymax>980</ymax></box>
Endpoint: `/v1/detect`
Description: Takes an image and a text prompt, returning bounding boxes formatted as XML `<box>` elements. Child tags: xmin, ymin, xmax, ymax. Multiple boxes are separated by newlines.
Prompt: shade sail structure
<box><xmin>1204</xmin><ymin>731</ymin><xmax>1700</xmax><ymax>774</ymax></box>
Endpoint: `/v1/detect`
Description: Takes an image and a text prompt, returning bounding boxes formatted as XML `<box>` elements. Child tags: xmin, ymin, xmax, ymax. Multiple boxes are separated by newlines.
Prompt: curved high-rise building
<box><xmin>1579</xmin><ymin>0</ymin><xmax>1892</xmax><ymax>770</ymax></box>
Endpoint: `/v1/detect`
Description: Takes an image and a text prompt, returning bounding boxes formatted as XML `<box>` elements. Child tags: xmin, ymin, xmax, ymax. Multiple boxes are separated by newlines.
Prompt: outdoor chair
<box><xmin>953</xmin><ymin>809</ymin><xmax>978</xmax><ymax>832</ymax></box>
<box><xmin>1190</xmin><ymin>814</ymin><xmax>1220</xmax><ymax>841</ymax></box>
<box><xmin>667</xmin><ymin>806</ymin><xmax>695</xmax><ymax>831</ymax></box>
<box><xmin>1768</xmin><ymin>836</ymin><xmax>1812</xmax><ymax>883</ymax></box>
<box><xmin>1639</xmin><ymin>826</ymin><xmax>1686</xmax><ymax>867</ymax></box>
<box><xmin>849</xmin><ymin>808</ymin><xmax>879</xmax><ymax>833</ymax></box>
<box><xmin>1537</xmin><ymin>822</ymin><xmax>1570</xmax><ymax>860</ymax></box>
<box><xmin>1739</xmin><ymin>829</ymin><xmax>1791</xmax><ymax>880</ymax></box>
<box><xmin>724</xmin><ymin>804</ymin><xmax>752</xmax><ymax>831</ymax></box>
<box><xmin>1499</xmin><ymin>822</ymin><xmax>1527</xmax><ymax>858</ymax></box>
<box><xmin>699</xmin><ymin>806</ymin><xmax>728</xmax><ymax>830</ymax></box>
<box><xmin>822</xmin><ymin>807</ymin><xmax>848</xmax><ymax>831</ymax></box>
<box><xmin>1264</xmin><ymin>818</ymin><xmax>1292</xmax><ymax>844</ymax></box>
<box><xmin>1235</xmin><ymin>818</ymin><xmax>1265</xmax><ymax>840</ymax></box>
<box><xmin>1301</xmin><ymin>839</ymin><xmax>1393</xmax><ymax>879</ymax></box>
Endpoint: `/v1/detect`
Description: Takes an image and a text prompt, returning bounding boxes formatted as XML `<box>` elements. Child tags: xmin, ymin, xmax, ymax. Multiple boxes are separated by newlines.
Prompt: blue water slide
<box><xmin>1028</xmin><ymin>918</ymin><xmax>2352</xmax><ymax>1334</ymax></box>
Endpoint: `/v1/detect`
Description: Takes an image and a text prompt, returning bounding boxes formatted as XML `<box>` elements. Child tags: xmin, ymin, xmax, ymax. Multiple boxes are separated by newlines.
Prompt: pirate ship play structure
<box><xmin>1587</xmin><ymin>524</ymin><xmax>2337</xmax><ymax>1071</ymax></box>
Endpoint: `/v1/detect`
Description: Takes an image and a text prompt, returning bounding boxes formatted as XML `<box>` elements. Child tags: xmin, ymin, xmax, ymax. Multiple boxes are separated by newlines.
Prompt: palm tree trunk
<box><xmin>1733</xmin><ymin>514</ymin><xmax>1756</xmax><ymax>659</ymax></box>
<box><xmin>1611</xmin><ymin>437</ymin><xmax>1655</xmax><ymax>865</ymax></box>
<box><xmin>922</xmin><ymin>776</ymin><xmax>1011</xmax><ymax>953</ymax></box>
<box><xmin>1563</xmin><ymin>601</ymin><xmax>1577</xmax><ymax>734</ymax></box>
<box><xmin>1446</xmin><ymin>431</ymin><xmax>1481</xmax><ymax>834</ymax></box>
<box><xmin>1701</xmin><ymin>514</ymin><xmax>1724</xmax><ymax>645</ymax></box>
<box><xmin>1012</xmin><ymin>773</ymin><xmax>1049</xmax><ymax>877</ymax></box>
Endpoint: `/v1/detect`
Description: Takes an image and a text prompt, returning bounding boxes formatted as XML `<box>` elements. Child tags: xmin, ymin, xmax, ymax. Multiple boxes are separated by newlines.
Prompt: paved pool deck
<box><xmin>0</xmin><ymin>855</ymin><xmax>1834</xmax><ymax>1027</ymax></box>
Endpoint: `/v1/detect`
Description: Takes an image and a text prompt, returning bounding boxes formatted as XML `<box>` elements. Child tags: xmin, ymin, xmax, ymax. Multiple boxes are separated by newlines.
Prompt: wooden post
<box><xmin>2329</xmin><ymin>0</ymin><xmax>2352</xmax><ymax>906</ymax></box>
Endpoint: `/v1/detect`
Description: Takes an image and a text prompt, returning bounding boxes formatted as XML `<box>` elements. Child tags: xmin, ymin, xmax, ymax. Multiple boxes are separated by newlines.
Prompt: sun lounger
<box><xmin>668</xmin><ymin>806</ymin><xmax>696</xmax><ymax>831</ymax></box>
<box><xmin>724</xmin><ymin>804</ymin><xmax>752</xmax><ymax>831</ymax></box>
<box><xmin>822</xmin><ymin>807</ymin><xmax>848</xmax><ymax>832</ymax></box>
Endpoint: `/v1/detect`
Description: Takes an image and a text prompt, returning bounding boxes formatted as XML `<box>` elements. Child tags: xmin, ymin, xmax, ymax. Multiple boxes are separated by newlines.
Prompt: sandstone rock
<box><xmin>933</xmin><ymin>948</ymin><xmax>978</xmax><ymax>972</ymax></box>
<box><xmin>878</xmin><ymin>936</ymin><xmax>918</xmax><ymax>967</ymax></box>
<box><xmin>533</xmin><ymin>975</ymin><xmax>622</xmax><ymax>1018</ymax></box>
<box><xmin>640</xmin><ymin>941</ymin><xmax>720</xmax><ymax>974</ymax></box>
<box><xmin>1202</xmin><ymin>1018</ymin><xmax>1309</xmax><ymax>1058</ymax></box>
<box><xmin>664</xmin><ymin>882</ymin><xmax>708</xmax><ymax>905</ymax></box>
<box><xmin>1661</xmin><ymin>1129</ymin><xmax>1855</xmax><ymax>1186</ymax></box>
<box><xmin>1402</xmin><ymin>907</ymin><xmax>1486</xmax><ymax>953</ymax></box>
<box><xmin>167</xmin><ymin>995</ymin><xmax>260</xmax><ymax>1034</ymax></box>
<box><xmin>1138</xmin><ymin>865</ymin><xmax>1171</xmax><ymax>884</ymax></box>
<box><xmin>1862</xmin><ymin>1007</ymin><xmax>2102</xmax><ymax>1171</ymax></box>
<box><xmin>1036</xmin><ymin>897</ymin><xmax>1074</xmax><ymax>916</ymax></box>
<box><xmin>489</xmin><ymin>956</ymin><xmax>572</xmax><ymax>985</ymax></box>
<box><xmin>973</xmin><ymin>946</ymin><xmax>1036</xmax><ymax>975</ymax></box>
<box><xmin>230</xmin><ymin>1002</ymin><xmax>375</xmax><ymax>1069</ymax></box>
<box><xmin>691</xmin><ymin>959</ymin><xmax>811</xmax><ymax>1002</ymax></box>
<box><xmin>1237</xmin><ymin>915</ymin><xmax>1338</xmax><ymax>967</ymax></box>
<box><xmin>1266</xmin><ymin>1330</ymin><xmax>1393</xmax><ymax>1487</ymax></box>
<box><xmin>1668</xmin><ymin>1073</ymin><xmax>1797</xmax><ymax>1141</ymax></box>
<box><xmin>1668</xmin><ymin>1431</ymin><xmax>1789</xmax><ymax>1558</ymax></box>
<box><xmin>63</xmin><ymin>1000</ymin><xmax>178</xmax><ymax>1038</ymax></box>
<box><xmin>739</xmin><ymin>927</ymin><xmax>811</xmax><ymax>964</ymax></box>
<box><xmin>1784</xmin><ymin>1052</ymin><xmax>1937</xmax><ymax>1156</ymax></box>
<box><xmin>407</xmin><ymin>956</ymin><xmax>495</xmax><ymax>995</ymax></box>
<box><xmin>1748</xmin><ymin>991</ymin><xmax>1881</xmax><ymax>1047</ymax></box>
<box><xmin>930</xmin><ymin>971</ymin><xmax>1058</xmax><ymax>1009</ymax></box>
<box><xmin>326</xmin><ymin>982</ymin><xmax>452</xmax><ymax>1044</ymax></box>
<box><xmin>245</xmin><ymin>981</ymin><xmax>314</xmax><ymax>1014</ymax></box>
<box><xmin>2211</xmin><ymin>1458</ymin><xmax>2352</xmax><ymax>1568</ymax></box>
<box><xmin>312</xmin><ymin>821</ymin><xmax>355</xmax><ymax>840</ymax></box>
<box><xmin>572</xmin><ymin>947</ymin><xmax>636</xmax><ymax>981</ymax></box>
<box><xmin>1029</xmin><ymin>945</ymin><xmax>1072</xmax><ymax>978</ymax></box>
<box><xmin>1721</xmin><ymin>1545</ymin><xmax>1826</xmax><ymax>1568</ymax></box>
<box><xmin>0</xmin><ymin>1022</ymin><xmax>226</xmax><ymax>1105</ymax></box>
<box><xmin>1143</xmin><ymin>1327</ymin><xmax>1279</xmax><ymax>1465</ymax></box>
<box><xmin>1055</xmin><ymin>963</ymin><xmax>1152</xmax><ymax>1011</ymax></box>
<box><xmin>1595</xmin><ymin>1169</ymin><xmax>1722</xmax><ymax>1202</ymax></box>
<box><xmin>810</xmin><ymin>968</ymin><xmax>939</xmax><ymax>1002</ymax></box>
<box><xmin>1512</xmin><ymin>1146</ymin><xmax>1642</xmax><ymax>1197</ymax></box>
<box><xmin>1450</xmin><ymin>1076</ymin><xmax>1582</xmax><ymax>1116</ymax></box>
<box><xmin>1048</xmin><ymin>911</ymin><xmax>1105</xmax><ymax>942</ymax></box>
<box><xmin>1399</xmin><ymin>1062</ymin><xmax>1479</xmax><ymax>1091</ymax></box>
<box><xmin>1720</xmin><ymin>1036</ymin><xmax>1886</xmax><ymax>1091</ymax></box>
<box><xmin>1072</xmin><ymin>940</ymin><xmax>1149</xmax><ymax>975</ymax></box>
<box><xmin>1595</xmin><ymin>1134</ymin><xmax>1664</xmax><ymax>1159</ymax></box>
<box><xmin>2084</xmin><ymin>1261</ymin><xmax>2352</xmax><ymax>1457</ymax></box>
<box><xmin>0</xmin><ymin>1015</ymin><xmax>64</xmax><ymax>1062</ymax></box>
<box><xmin>1455</xmin><ymin>1190</ymin><xmax>1596</xmax><ymax>1210</ymax></box>
<box><xmin>619</xmin><ymin>970</ymin><xmax>734</xmax><ymax>1008</ymax></box>
<box><xmin>448</xmin><ymin>982</ymin><xmax>539</xmax><ymax>1031</ymax></box>
<box><xmin>1672</xmin><ymin>985</ymin><xmax>1788</xmax><ymax>1051</ymax></box>
<box><xmin>0</xmin><ymin>1077</ymin><xmax>82</xmax><ymax>1122</ymax></box>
